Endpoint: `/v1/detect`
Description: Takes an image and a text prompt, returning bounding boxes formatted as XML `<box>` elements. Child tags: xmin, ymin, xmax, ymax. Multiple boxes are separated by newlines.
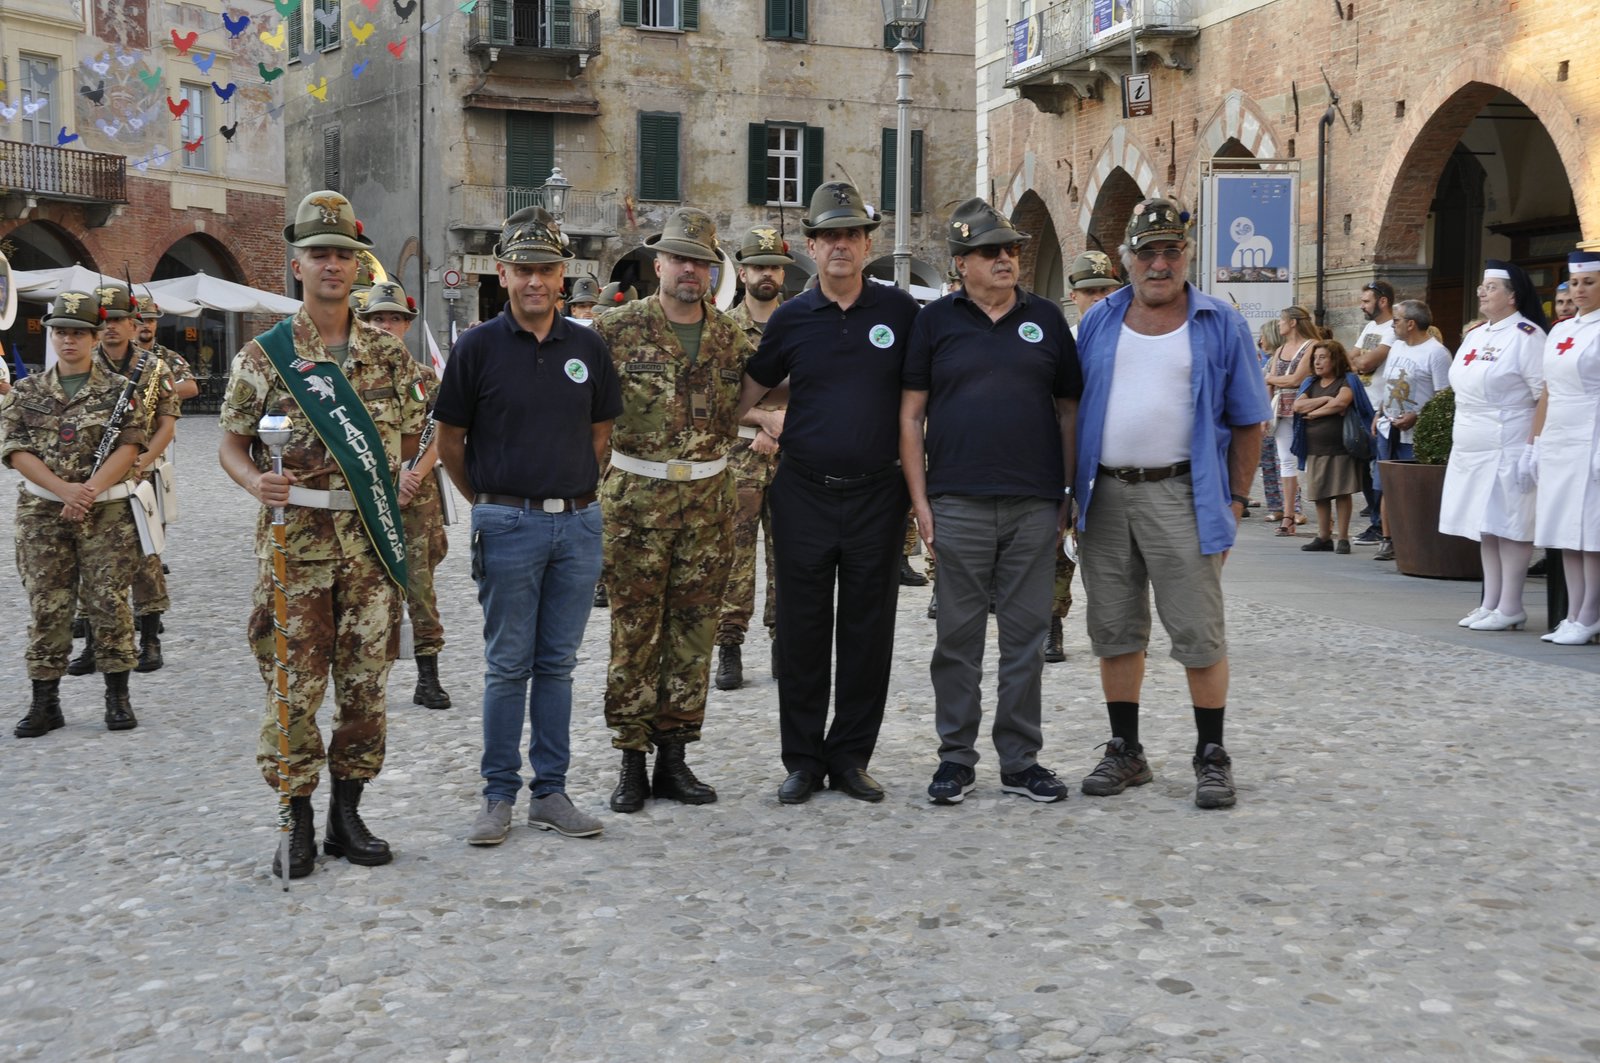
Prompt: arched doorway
<box><xmin>152</xmin><ymin>233</ymin><xmax>250</xmax><ymax>382</ymax></box>
<box><xmin>1011</xmin><ymin>190</ymin><xmax>1064</xmax><ymax>303</ymax></box>
<box><xmin>0</xmin><ymin>220</ymin><xmax>97</xmax><ymax>369</ymax></box>
<box><xmin>1086</xmin><ymin>168</ymin><xmax>1145</xmax><ymax>264</ymax></box>
<box><xmin>1374</xmin><ymin>86</ymin><xmax>1578</xmax><ymax>349</ymax></box>
<box><xmin>863</xmin><ymin>255</ymin><xmax>944</xmax><ymax>294</ymax></box>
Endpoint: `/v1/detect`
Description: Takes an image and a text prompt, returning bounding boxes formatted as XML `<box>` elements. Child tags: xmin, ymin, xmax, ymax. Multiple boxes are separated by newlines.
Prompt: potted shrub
<box><xmin>1379</xmin><ymin>387</ymin><xmax>1483</xmax><ymax>580</ymax></box>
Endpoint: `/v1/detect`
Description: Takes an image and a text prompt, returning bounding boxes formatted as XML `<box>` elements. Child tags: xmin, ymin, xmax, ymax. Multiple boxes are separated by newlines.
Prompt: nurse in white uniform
<box><xmin>1529</xmin><ymin>249</ymin><xmax>1600</xmax><ymax>645</ymax></box>
<box><xmin>1439</xmin><ymin>260</ymin><xmax>1546</xmax><ymax>631</ymax></box>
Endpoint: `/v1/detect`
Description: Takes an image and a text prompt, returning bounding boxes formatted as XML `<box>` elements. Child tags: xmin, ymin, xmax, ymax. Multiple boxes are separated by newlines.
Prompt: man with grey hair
<box><xmin>1071</xmin><ymin>197</ymin><xmax>1269</xmax><ymax>810</ymax></box>
<box><xmin>1371</xmin><ymin>299</ymin><xmax>1452</xmax><ymax>561</ymax></box>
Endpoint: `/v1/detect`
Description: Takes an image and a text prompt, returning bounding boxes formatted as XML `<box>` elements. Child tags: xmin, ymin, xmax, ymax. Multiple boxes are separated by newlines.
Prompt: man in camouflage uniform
<box><xmin>714</xmin><ymin>225</ymin><xmax>793</xmax><ymax>691</ymax></box>
<box><xmin>218</xmin><ymin>190</ymin><xmax>427</xmax><ymax>879</ymax></box>
<box><xmin>593</xmin><ymin>207</ymin><xmax>752</xmax><ymax>813</ymax></box>
<box><xmin>135</xmin><ymin>295</ymin><xmax>201</xmax><ymax>401</ymax></box>
<box><xmin>587</xmin><ymin>281</ymin><xmax>639</xmax><ymax>610</ymax></box>
<box><xmin>63</xmin><ymin>284</ymin><xmax>182</xmax><ymax>676</ymax></box>
<box><xmin>4</xmin><ymin>291</ymin><xmax>146</xmax><ymax>737</ymax></box>
<box><xmin>357</xmin><ymin>280</ymin><xmax>452</xmax><ymax>711</ymax></box>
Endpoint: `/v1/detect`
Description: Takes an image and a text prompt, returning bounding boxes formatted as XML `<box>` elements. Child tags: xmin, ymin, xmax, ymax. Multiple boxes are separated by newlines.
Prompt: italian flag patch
<box><xmin>408</xmin><ymin>379</ymin><xmax>426</xmax><ymax>402</ymax></box>
<box><xmin>161</xmin><ymin>377</ymin><xmax>173</xmax><ymax>392</ymax></box>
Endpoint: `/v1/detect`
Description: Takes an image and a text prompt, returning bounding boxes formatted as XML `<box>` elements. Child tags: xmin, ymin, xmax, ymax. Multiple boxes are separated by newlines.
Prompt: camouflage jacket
<box><xmin>140</xmin><ymin>342</ymin><xmax>196</xmax><ymax>386</ymax></box>
<box><xmin>725</xmin><ymin>300</ymin><xmax>784</xmax><ymax>473</ymax></box>
<box><xmin>95</xmin><ymin>344</ymin><xmax>183</xmax><ymax>432</ymax></box>
<box><xmin>593</xmin><ymin>296</ymin><xmax>750</xmax><ymax>528</ymax></box>
<box><xmin>219</xmin><ymin>308</ymin><xmax>428</xmax><ymax>562</ymax></box>
<box><xmin>0</xmin><ymin>362</ymin><xmax>147</xmax><ymax>504</ymax></box>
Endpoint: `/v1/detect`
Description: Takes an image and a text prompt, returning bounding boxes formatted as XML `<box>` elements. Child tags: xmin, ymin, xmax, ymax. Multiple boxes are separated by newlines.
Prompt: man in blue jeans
<box><xmin>434</xmin><ymin>206</ymin><xmax>623</xmax><ymax>845</ymax></box>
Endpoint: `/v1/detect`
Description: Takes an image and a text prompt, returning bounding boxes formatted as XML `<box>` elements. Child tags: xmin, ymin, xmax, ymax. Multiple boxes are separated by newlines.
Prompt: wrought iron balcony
<box><xmin>1006</xmin><ymin>0</ymin><xmax>1197</xmax><ymax>112</ymax></box>
<box><xmin>467</xmin><ymin>1</ymin><xmax>601</xmax><ymax>73</ymax></box>
<box><xmin>0</xmin><ymin>139</ymin><xmax>127</xmax><ymax>206</ymax></box>
<box><xmin>450</xmin><ymin>183</ymin><xmax>618</xmax><ymax>237</ymax></box>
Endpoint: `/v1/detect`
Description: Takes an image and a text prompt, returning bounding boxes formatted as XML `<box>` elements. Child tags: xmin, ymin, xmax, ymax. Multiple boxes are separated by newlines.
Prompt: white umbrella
<box><xmin>143</xmin><ymin>272</ymin><xmax>301</xmax><ymax>315</ymax></box>
<box><xmin>12</xmin><ymin>265</ymin><xmax>204</xmax><ymax>316</ymax></box>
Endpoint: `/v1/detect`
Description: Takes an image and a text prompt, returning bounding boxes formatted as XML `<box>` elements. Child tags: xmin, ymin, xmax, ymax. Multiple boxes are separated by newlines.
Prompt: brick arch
<box><xmin>1010</xmin><ymin>189</ymin><xmax>1064</xmax><ymax>300</ymax></box>
<box><xmin>1178</xmin><ymin>89</ymin><xmax>1284</xmax><ymax>208</ymax></box>
<box><xmin>1369</xmin><ymin>56</ymin><xmax>1592</xmax><ymax>262</ymax></box>
<box><xmin>1077</xmin><ymin>126</ymin><xmax>1161</xmax><ymax>237</ymax></box>
<box><xmin>147</xmin><ymin>226</ymin><xmax>250</xmax><ymax>285</ymax></box>
<box><xmin>0</xmin><ymin>216</ymin><xmax>98</xmax><ymax>270</ymax></box>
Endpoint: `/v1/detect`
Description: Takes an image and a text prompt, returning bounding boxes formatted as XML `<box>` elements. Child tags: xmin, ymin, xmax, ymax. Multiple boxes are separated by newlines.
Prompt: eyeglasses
<box><xmin>972</xmin><ymin>242</ymin><xmax>1022</xmax><ymax>260</ymax></box>
<box><xmin>1134</xmin><ymin>246</ymin><xmax>1186</xmax><ymax>263</ymax></box>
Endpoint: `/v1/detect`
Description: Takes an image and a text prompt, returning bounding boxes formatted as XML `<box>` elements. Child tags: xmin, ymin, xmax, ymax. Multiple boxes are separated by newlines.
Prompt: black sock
<box><xmin>1107</xmin><ymin>702</ymin><xmax>1139</xmax><ymax>749</ymax></box>
<box><xmin>1194</xmin><ymin>705</ymin><xmax>1225</xmax><ymax>754</ymax></box>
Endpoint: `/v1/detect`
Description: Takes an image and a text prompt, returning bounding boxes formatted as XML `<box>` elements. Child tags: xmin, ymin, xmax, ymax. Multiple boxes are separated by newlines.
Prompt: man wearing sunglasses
<box><xmin>1071</xmin><ymin>197</ymin><xmax>1269</xmax><ymax>810</ymax></box>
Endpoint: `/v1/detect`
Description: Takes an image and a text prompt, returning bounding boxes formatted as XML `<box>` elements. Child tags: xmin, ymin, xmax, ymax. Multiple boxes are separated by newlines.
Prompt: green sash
<box><xmin>257</xmin><ymin>319</ymin><xmax>408</xmax><ymax>588</ymax></box>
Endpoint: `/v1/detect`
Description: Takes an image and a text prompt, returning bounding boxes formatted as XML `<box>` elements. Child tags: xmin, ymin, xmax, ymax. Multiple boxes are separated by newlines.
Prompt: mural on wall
<box><xmin>94</xmin><ymin>0</ymin><xmax>151</xmax><ymax>51</ymax></box>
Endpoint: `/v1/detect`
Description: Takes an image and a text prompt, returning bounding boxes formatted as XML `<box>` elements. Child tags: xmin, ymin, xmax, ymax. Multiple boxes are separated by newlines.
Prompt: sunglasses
<box><xmin>971</xmin><ymin>242</ymin><xmax>1022</xmax><ymax>260</ymax></box>
<box><xmin>1134</xmin><ymin>246</ymin><xmax>1185</xmax><ymax>263</ymax></box>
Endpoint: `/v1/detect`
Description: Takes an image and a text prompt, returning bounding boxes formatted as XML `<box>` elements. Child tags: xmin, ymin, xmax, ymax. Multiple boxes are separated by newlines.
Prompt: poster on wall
<box><xmin>1201</xmin><ymin>170</ymin><xmax>1298</xmax><ymax>338</ymax></box>
<box><xmin>1011</xmin><ymin>14</ymin><xmax>1043</xmax><ymax>70</ymax></box>
<box><xmin>1091</xmin><ymin>0</ymin><xmax>1133</xmax><ymax>43</ymax></box>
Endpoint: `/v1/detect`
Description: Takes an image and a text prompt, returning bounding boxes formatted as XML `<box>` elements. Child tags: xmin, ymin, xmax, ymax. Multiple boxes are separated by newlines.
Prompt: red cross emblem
<box><xmin>1462</xmin><ymin>349</ymin><xmax>1476</xmax><ymax>366</ymax></box>
<box><xmin>1557</xmin><ymin>336</ymin><xmax>1576</xmax><ymax>356</ymax></box>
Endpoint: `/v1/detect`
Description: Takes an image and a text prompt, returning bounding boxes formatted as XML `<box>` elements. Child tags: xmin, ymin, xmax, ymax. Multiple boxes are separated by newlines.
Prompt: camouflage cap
<box><xmin>569</xmin><ymin>275</ymin><xmax>601</xmax><ymax>305</ymax></box>
<box><xmin>947</xmin><ymin>198</ymin><xmax>1029</xmax><ymax>255</ymax></box>
<box><xmin>134</xmin><ymin>293</ymin><xmax>162</xmax><ymax>321</ymax></box>
<box><xmin>598</xmin><ymin>281</ymin><xmax>637</xmax><ymax>307</ymax></box>
<box><xmin>357</xmin><ymin>280</ymin><xmax>417</xmax><ymax>318</ymax></box>
<box><xmin>284</xmin><ymin>190</ymin><xmax>373</xmax><ymax>250</ymax></box>
<box><xmin>733</xmin><ymin>225</ymin><xmax>795</xmax><ymax>266</ymax></box>
<box><xmin>94</xmin><ymin>283</ymin><xmax>136</xmax><ymax>319</ymax></box>
<box><xmin>644</xmin><ymin>208</ymin><xmax>722</xmax><ymax>263</ymax></box>
<box><xmin>1125</xmin><ymin>197</ymin><xmax>1191</xmax><ymax>251</ymax></box>
<box><xmin>494</xmin><ymin>205</ymin><xmax>573</xmax><ymax>264</ymax></box>
<box><xmin>43</xmin><ymin>289</ymin><xmax>106</xmax><ymax>330</ymax></box>
<box><xmin>1068</xmin><ymin>251</ymin><xmax>1121</xmax><ymax>290</ymax></box>
<box><xmin>802</xmin><ymin>181</ymin><xmax>880</xmax><ymax>235</ymax></box>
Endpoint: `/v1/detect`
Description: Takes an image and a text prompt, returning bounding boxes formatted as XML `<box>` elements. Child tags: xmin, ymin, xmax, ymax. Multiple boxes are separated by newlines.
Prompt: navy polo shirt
<box><xmin>746</xmin><ymin>280</ymin><xmax>920</xmax><ymax>476</ymax></box>
<box><xmin>903</xmin><ymin>287</ymin><xmax>1082</xmax><ymax>500</ymax></box>
<box><xmin>433</xmin><ymin>307</ymin><xmax>623</xmax><ymax>499</ymax></box>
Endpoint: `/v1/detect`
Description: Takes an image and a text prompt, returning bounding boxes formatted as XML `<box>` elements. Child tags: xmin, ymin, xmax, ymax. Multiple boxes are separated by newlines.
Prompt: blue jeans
<box><xmin>473</xmin><ymin>502</ymin><xmax>604</xmax><ymax>802</ymax></box>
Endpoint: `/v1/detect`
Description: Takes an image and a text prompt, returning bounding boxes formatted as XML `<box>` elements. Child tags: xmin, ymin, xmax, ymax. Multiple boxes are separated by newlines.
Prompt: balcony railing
<box><xmin>0</xmin><ymin>139</ymin><xmax>127</xmax><ymax>203</ymax></box>
<box><xmin>451</xmin><ymin>183</ymin><xmax>618</xmax><ymax>236</ymax></box>
<box><xmin>1006</xmin><ymin>0</ymin><xmax>1197</xmax><ymax>85</ymax></box>
<box><xmin>467</xmin><ymin>1</ymin><xmax>601</xmax><ymax>67</ymax></box>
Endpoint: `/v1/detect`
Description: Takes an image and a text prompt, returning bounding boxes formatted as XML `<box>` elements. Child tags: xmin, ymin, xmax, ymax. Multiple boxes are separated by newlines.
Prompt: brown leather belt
<box><xmin>1097</xmin><ymin>461</ymin><xmax>1191</xmax><ymax>484</ymax></box>
<box><xmin>473</xmin><ymin>492</ymin><xmax>596</xmax><ymax>513</ymax></box>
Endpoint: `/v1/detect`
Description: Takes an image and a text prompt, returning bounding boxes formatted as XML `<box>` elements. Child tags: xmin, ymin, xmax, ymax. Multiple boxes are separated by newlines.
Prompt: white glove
<box><xmin>1516</xmin><ymin>441</ymin><xmax>1538</xmax><ymax>490</ymax></box>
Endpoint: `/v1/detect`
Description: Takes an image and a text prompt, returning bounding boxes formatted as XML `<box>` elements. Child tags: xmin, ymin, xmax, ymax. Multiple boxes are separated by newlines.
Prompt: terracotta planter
<box><xmin>1378</xmin><ymin>460</ymin><xmax>1483</xmax><ymax>580</ymax></box>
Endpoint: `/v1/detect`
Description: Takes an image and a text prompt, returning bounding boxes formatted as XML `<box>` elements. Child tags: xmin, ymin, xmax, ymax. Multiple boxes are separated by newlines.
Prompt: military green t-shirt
<box><xmin>59</xmin><ymin>372</ymin><xmax>91</xmax><ymax>401</ymax></box>
<box><xmin>668</xmin><ymin>321</ymin><xmax>702</xmax><ymax>367</ymax></box>
<box><xmin>326</xmin><ymin>342</ymin><xmax>350</xmax><ymax>368</ymax></box>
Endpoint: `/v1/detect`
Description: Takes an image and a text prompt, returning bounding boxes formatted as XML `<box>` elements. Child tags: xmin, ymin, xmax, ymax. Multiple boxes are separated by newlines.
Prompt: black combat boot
<box><xmin>135</xmin><ymin>613</ymin><xmax>164</xmax><ymax>673</ymax></box>
<box><xmin>323</xmin><ymin>778</ymin><xmax>393</xmax><ymax>866</ymax></box>
<box><xmin>1044</xmin><ymin>617</ymin><xmax>1066</xmax><ymax>664</ymax></box>
<box><xmin>103</xmin><ymin>671</ymin><xmax>137</xmax><ymax>731</ymax></box>
<box><xmin>652</xmin><ymin>741</ymin><xmax>717</xmax><ymax>805</ymax></box>
<box><xmin>412</xmin><ymin>655</ymin><xmax>452</xmax><ymax>710</ymax></box>
<box><xmin>14</xmin><ymin>679</ymin><xmax>65</xmax><ymax>738</ymax></box>
<box><xmin>899</xmin><ymin>555</ymin><xmax>928</xmax><ymax>586</ymax></box>
<box><xmin>714</xmin><ymin>644</ymin><xmax>743</xmax><ymax>691</ymax></box>
<box><xmin>271</xmin><ymin>795</ymin><xmax>317</xmax><ymax>879</ymax></box>
<box><xmin>610</xmin><ymin>749</ymin><xmax>650</xmax><ymax>813</ymax></box>
<box><xmin>67</xmin><ymin>624</ymin><xmax>96</xmax><ymax>676</ymax></box>
<box><xmin>593</xmin><ymin>583</ymin><xmax>609</xmax><ymax>608</ymax></box>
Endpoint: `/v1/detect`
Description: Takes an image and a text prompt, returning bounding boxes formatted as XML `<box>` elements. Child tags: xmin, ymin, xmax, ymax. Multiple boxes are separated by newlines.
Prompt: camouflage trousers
<box><xmin>716</xmin><ymin>473</ymin><xmax>777</xmax><ymax>646</ymax></box>
<box><xmin>603</xmin><ymin>517</ymin><xmax>733</xmax><ymax>751</ymax></box>
<box><xmin>1053</xmin><ymin>545</ymin><xmax>1076</xmax><ymax>620</ymax></box>
<box><xmin>16</xmin><ymin>496</ymin><xmax>141</xmax><ymax>678</ymax></box>
<box><xmin>248</xmin><ymin>551</ymin><xmax>399</xmax><ymax>796</ymax></box>
<box><xmin>132</xmin><ymin>550</ymin><xmax>170</xmax><ymax>616</ymax></box>
<box><xmin>402</xmin><ymin>495</ymin><xmax>449</xmax><ymax>657</ymax></box>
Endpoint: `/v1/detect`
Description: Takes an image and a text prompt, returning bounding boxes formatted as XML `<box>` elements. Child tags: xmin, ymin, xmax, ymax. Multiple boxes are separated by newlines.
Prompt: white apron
<box><xmin>1534</xmin><ymin>312</ymin><xmax>1600</xmax><ymax>551</ymax></box>
<box><xmin>1438</xmin><ymin>314</ymin><xmax>1543</xmax><ymax>541</ymax></box>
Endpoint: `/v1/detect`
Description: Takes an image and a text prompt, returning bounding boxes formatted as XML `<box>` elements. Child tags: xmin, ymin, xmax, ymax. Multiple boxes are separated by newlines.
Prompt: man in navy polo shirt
<box><xmin>737</xmin><ymin>181</ymin><xmax>920</xmax><ymax>805</ymax></box>
<box><xmin>434</xmin><ymin>206</ymin><xmax>623</xmax><ymax>846</ymax></box>
<box><xmin>902</xmin><ymin>198</ymin><xmax>1082</xmax><ymax>806</ymax></box>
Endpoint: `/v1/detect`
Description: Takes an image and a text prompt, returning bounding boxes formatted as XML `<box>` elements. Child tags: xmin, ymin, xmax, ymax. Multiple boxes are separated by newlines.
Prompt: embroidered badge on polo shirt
<box><xmin>869</xmin><ymin>324</ymin><xmax>895</xmax><ymax>349</ymax></box>
<box><xmin>1018</xmin><ymin>322</ymin><xmax>1043</xmax><ymax>343</ymax></box>
<box><xmin>564</xmin><ymin>358</ymin><xmax>588</xmax><ymax>383</ymax></box>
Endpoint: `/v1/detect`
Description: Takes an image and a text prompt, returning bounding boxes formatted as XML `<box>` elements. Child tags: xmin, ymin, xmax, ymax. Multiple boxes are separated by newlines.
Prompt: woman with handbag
<box><xmin>1291</xmin><ymin>340</ymin><xmax>1361</xmax><ymax>552</ymax></box>
<box><xmin>1441</xmin><ymin>260</ymin><xmax>1547</xmax><ymax>632</ymax></box>
<box><xmin>1264</xmin><ymin>307</ymin><xmax>1318</xmax><ymax>535</ymax></box>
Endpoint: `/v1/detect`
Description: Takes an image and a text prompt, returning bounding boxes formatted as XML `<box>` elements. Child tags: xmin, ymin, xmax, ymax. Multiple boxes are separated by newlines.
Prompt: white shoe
<box><xmin>1541</xmin><ymin>620</ymin><xmax>1573</xmax><ymax>642</ymax></box>
<box><xmin>1469</xmin><ymin>609</ymin><xmax>1527</xmax><ymax>631</ymax></box>
<box><xmin>1457</xmin><ymin>606</ymin><xmax>1492</xmax><ymax>628</ymax></box>
<box><xmin>1550</xmin><ymin>618</ymin><xmax>1600</xmax><ymax>646</ymax></box>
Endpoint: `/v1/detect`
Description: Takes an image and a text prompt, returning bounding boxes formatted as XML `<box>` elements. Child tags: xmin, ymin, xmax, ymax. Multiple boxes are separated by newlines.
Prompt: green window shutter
<box><xmin>881</xmin><ymin>128</ymin><xmax>923</xmax><ymax>213</ymax></box>
<box><xmin>489</xmin><ymin>0</ymin><xmax>512</xmax><ymax>42</ymax></box>
<box><xmin>639</xmin><ymin>112</ymin><xmax>681</xmax><ymax>200</ymax></box>
<box><xmin>802</xmin><ymin>124</ymin><xmax>824</xmax><ymax>203</ymax></box>
<box><xmin>765</xmin><ymin>0</ymin><xmax>788</xmax><ymax>38</ymax></box>
<box><xmin>682</xmin><ymin>0</ymin><xmax>698</xmax><ymax>30</ymax></box>
<box><xmin>507</xmin><ymin>113</ymin><xmax>556</xmax><ymax>215</ymax></box>
<box><xmin>791</xmin><ymin>0</ymin><xmax>806</xmax><ymax>37</ymax></box>
<box><xmin>288</xmin><ymin>5</ymin><xmax>303</xmax><ymax>60</ymax></box>
<box><xmin>550</xmin><ymin>0</ymin><xmax>573</xmax><ymax>47</ymax></box>
<box><xmin>881</xmin><ymin>127</ymin><xmax>896</xmax><ymax>213</ymax></box>
<box><xmin>748</xmin><ymin>122</ymin><xmax>769</xmax><ymax>205</ymax></box>
<box><xmin>313</xmin><ymin>0</ymin><xmax>325</xmax><ymax>50</ymax></box>
<box><xmin>911</xmin><ymin>129</ymin><xmax>924</xmax><ymax>213</ymax></box>
<box><xmin>619</xmin><ymin>0</ymin><xmax>639</xmax><ymax>27</ymax></box>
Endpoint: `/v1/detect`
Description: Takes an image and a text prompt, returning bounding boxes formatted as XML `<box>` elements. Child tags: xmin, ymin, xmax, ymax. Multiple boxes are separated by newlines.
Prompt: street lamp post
<box><xmin>882</xmin><ymin>0</ymin><xmax>928</xmax><ymax>292</ymax></box>
<box><xmin>543</xmin><ymin>165</ymin><xmax>571</xmax><ymax>222</ymax></box>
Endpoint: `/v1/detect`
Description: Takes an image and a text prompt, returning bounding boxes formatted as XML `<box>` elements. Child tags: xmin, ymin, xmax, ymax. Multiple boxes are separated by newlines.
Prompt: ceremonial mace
<box><xmin>258</xmin><ymin>412</ymin><xmax>295</xmax><ymax>891</ymax></box>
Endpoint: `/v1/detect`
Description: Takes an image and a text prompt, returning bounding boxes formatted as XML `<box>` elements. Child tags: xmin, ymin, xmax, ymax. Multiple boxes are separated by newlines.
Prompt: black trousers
<box><xmin>768</xmin><ymin>460</ymin><xmax>909</xmax><ymax>776</ymax></box>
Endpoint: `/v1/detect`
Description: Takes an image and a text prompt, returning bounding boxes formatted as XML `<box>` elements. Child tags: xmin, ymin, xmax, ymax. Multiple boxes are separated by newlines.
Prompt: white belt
<box><xmin>287</xmin><ymin>485</ymin><xmax>357</xmax><ymax>511</ymax></box>
<box><xmin>609</xmin><ymin>451</ymin><xmax>728</xmax><ymax>482</ymax></box>
<box><xmin>23</xmin><ymin>480</ymin><xmax>134</xmax><ymax>504</ymax></box>
<box><xmin>737</xmin><ymin>425</ymin><xmax>759</xmax><ymax>440</ymax></box>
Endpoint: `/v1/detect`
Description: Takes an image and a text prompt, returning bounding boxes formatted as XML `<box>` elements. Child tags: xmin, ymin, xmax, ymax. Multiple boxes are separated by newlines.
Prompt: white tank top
<box><xmin>1100</xmin><ymin>321</ymin><xmax>1194</xmax><ymax>468</ymax></box>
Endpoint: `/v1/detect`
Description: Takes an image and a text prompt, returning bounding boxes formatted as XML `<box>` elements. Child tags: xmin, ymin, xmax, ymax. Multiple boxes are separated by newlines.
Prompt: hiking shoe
<box><xmin>1000</xmin><ymin>764</ymin><xmax>1070</xmax><ymax>803</ymax></box>
<box><xmin>1354</xmin><ymin>526</ymin><xmax>1383</xmax><ymax>545</ymax></box>
<box><xmin>1373</xmin><ymin>538</ymin><xmax>1395</xmax><ymax>561</ymax></box>
<box><xmin>466</xmin><ymin>799</ymin><xmax>513</xmax><ymax>846</ymax></box>
<box><xmin>1193</xmin><ymin>743</ymin><xmax>1237</xmax><ymax>808</ymax></box>
<box><xmin>926</xmin><ymin>761</ymin><xmax>976</xmax><ymax>805</ymax></box>
<box><xmin>1300</xmin><ymin>537</ymin><xmax>1333</xmax><ymax>552</ymax></box>
<box><xmin>528</xmin><ymin>792</ymin><xmax>603</xmax><ymax>838</ymax></box>
<box><xmin>1080</xmin><ymin>737</ymin><xmax>1152</xmax><ymax>796</ymax></box>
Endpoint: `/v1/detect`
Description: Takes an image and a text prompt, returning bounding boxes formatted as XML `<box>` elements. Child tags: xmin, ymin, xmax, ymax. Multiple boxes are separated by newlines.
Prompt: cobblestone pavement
<box><xmin>2</xmin><ymin>420</ymin><xmax>1597</xmax><ymax>1062</ymax></box>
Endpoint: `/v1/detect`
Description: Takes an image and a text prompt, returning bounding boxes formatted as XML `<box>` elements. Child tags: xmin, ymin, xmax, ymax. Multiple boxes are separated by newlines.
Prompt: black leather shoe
<box><xmin>103</xmin><ymin>671</ymin><xmax>137</xmax><ymax>731</ymax></box>
<box><xmin>899</xmin><ymin>556</ymin><xmax>928</xmax><ymax>587</ymax></box>
<box><xmin>67</xmin><ymin>626</ymin><xmax>96</xmax><ymax>676</ymax></box>
<box><xmin>323</xmin><ymin>778</ymin><xmax>393</xmax><ymax>866</ymax></box>
<box><xmin>593</xmin><ymin>583</ymin><xmax>609</xmax><ymax>608</ymax></box>
<box><xmin>134</xmin><ymin>612</ymin><xmax>164</xmax><ymax>673</ymax></box>
<box><xmin>610</xmin><ymin>749</ymin><xmax>650</xmax><ymax>813</ymax></box>
<box><xmin>778</xmin><ymin>770</ymin><xmax>823</xmax><ymax>805</ymax></box>
<box><xmin>271</xmin><ymin>795</ymin><xmax>317</xmax><ymax>879</ymax></box>
<box><xmin>652</xmin><ymin>741</ymin><xmax>717</xmax><ymax>804</ymax></box>
<box><xmin>15</xmin><ymin>679</ymin><xmax>64</xmax><ymax>738</ymax></box>
<box><xmin>829</xmin><ymin>767</ymin><xmax>885</xmax><ymax>803</ymax></box>
<box><xmin>412</xmin><ymin>654</ymin><xmax>452</xmax><ymax>710</ymax></box>
<box><xmin>714</xmin><ymin>643</ymin><xmax>743</xmax><ymax>691</ymax></box>
<box><xmin>1044</xmin><ymin>617</ymin><xmax>1066</xmax><ymax>663</ymax></box>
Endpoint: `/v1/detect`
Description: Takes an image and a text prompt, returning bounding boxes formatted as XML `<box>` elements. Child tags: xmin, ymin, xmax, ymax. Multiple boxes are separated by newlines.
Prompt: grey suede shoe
<box><xmin>466</xmin><ymin>799</ymin><xmax>514</xmax><ymax>846</ymax></box>
<box><xmin>528</xmin><ymin>792</ymin><xmax>603</xmax><ymax>838</ymax></box>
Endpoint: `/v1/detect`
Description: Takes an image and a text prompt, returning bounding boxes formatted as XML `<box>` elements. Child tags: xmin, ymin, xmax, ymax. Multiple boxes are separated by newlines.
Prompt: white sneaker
<box><xmin>1458</xmin><ymin>606</ymin><xmax>1492</xmax><ymax>628</ymax></box>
